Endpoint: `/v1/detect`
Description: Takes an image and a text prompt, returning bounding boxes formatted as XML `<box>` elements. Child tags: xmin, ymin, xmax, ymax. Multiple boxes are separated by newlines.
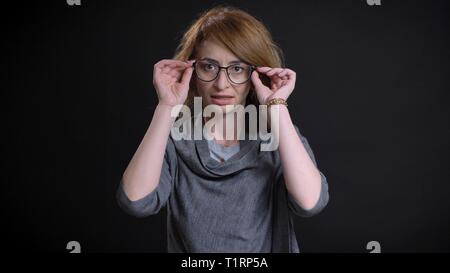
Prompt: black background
<box><xmin>2</xmin><ymin>0</ymin><xmax>449</xmax><ymax>253</ymax></box>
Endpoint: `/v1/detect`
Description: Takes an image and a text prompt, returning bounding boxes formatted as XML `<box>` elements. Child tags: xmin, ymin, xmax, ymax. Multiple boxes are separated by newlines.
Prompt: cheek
<box><xmin>195</xmin><ymin>82</ymin><xmax>217</xmax><ymax>103</ymax></box>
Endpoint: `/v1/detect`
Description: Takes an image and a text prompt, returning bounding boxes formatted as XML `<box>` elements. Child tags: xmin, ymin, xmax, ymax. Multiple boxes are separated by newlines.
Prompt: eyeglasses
<box><xmin>193</xmin><ymin>60</ymin><xmax>256</xmax><ymax>84</ymax></box>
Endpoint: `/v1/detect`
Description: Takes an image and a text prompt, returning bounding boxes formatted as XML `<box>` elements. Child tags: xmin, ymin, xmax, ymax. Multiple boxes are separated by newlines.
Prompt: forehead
<box><xmin>196</xmin><ymin>38</ymin><xmax>240</xmax><ymax>63</ymax></box>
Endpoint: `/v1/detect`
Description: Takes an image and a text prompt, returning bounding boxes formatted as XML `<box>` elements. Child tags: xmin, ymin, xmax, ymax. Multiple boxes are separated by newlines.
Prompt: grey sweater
<box><xmin>116</xmin><ymin>121</ymin><xmax>329</xmax><ymax>253</ymax></box>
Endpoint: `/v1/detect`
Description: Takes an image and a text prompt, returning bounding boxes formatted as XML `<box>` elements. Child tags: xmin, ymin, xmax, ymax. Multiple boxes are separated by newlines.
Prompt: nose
<box><xmin>214</xmin><ymin>69</ymin><xmax>230</xmax><ymax>90</ymax></box>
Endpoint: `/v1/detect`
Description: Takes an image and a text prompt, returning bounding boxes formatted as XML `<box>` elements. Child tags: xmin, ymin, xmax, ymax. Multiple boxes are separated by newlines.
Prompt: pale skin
<box><xmin>122</xmin><ymin>38</ymin><xmax>322</xmax><ymax>211</ymax></box>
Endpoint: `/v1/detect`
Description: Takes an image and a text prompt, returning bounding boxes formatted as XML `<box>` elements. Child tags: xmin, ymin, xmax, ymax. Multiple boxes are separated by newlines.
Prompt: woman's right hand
<box><xmin>153</xmin><ymin>59</ymin><xmax>195</xmax><ymax>107</ymax></box>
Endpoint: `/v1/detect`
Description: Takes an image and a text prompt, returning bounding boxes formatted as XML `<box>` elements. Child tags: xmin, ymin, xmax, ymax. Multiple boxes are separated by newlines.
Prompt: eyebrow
<box><xmin>200</xmin><ymin>57</ymin><xmax>243</xmax><ymax>65</ymax></box>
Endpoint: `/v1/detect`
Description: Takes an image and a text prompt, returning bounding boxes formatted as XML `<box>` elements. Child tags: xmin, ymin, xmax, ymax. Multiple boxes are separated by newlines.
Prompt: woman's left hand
<box><xmin>251</xmin><ymin>66</ymin><xmax>296</xmax><ymax>105</ymax></box>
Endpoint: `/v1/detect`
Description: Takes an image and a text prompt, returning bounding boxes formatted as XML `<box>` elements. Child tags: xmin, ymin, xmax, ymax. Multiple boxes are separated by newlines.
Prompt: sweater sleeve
<box><xmin>285</xmin><ymin>125</ymin><xmax>330</xmax><ymax>218</ymax></box>
<box><xmin>116</xmin><ymin>136</ymin><xmax>177</xmax><ymax>218</ymax></box>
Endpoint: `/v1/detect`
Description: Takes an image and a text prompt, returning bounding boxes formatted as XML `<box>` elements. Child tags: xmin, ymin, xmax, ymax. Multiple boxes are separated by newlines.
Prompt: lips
<box><xmin>211</xmin><ymin>95</ymin><xmax>235</xmax><ymax>105</ymax></box>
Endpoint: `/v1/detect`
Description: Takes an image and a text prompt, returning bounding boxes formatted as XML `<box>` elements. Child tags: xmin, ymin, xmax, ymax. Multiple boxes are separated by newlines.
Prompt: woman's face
<box><xmin>194</xmin><ymin>38</ymin><xmax>252</xmax><ymax>113</ymax></box>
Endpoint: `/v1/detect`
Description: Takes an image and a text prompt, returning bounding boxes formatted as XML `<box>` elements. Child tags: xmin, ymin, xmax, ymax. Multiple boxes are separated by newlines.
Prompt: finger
<box><xmin>161</xmin><ymin>65</ymin><xmax>172</xmax><ymax>74</ymax></box>
<box><xmin>288</xmin><ymin>70</ymin><xmax>296</xmax><ymax>82</ymax></box>
<box><xmin>168</xmin><ymin>69</ymin><xmax>183</xmax><ymax>78</ymax></box>
<box><xmin>155</xmin><ymin>59</ymin><xmax>191</xmax><ymax>70</ymax></box>
<box><xmin>256</xmin><ymin>66</ymin><xmax>273</xmax><ymax>73</ymax></box>
<box><xmin>251</xmin><ymin>70</ymin><xmax>265</xmax><ymax>89</ymax></box>
<box><xmin>162</xmin><ymin>63</ymin><xmax>188</xmax><ymax>75</ymax></box>
<box><xmin>278</xmin><ymin>69</ymin><xmax>289</xmax><ymax>77</ymax></box>
<box><xmin>165</xmin><ymin>63</ymin><xmax>194</xmax><ymax>81</ymax></box>
<box><xmin>156</xmin><ymin>59</ymin><xmax>190</xmax><ymax>66</ymax></box>
<box><xmin>154</xmin><ymin>66</ymin><xmax>182</xmax><ymax>83</ymax></box>
<box><xmin>266</xmin><ymin>68</ymin><xmax>284</xmax><ymax>77</ymax></box>
<box><xmin>187</xmin><ymin>59</ymin><xmax>196</xmax><ymax>66</ymax></box>
<box><xmin>279</xmin><ymin>68</ymin><xmax>295</xmax><ymax>78</ymax></box>
<box><xmin>180</xmin><ymin>67</ymin><xmax>193</xmax><ymax>86</ymax></box>
<box><xmin>165</xmin><ymin>63</ymin><xmax>192</xmax><ymax>70</ymax></box>
<box><xmin>271</xmin><ymin>82</ymin><xmax>278</xmax><ymax>90</ymax></box>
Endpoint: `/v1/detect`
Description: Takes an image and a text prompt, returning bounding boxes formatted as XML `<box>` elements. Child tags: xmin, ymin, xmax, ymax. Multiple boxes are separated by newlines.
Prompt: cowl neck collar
<box><xmin>195</xmin><ymin>132</ymin><xmax>260</xmax><ymax>174</ymax></box>
<box><xmin>185</xmin><ymin>113</ymin><xmax>263</xmax><ymax>176</ymax></box>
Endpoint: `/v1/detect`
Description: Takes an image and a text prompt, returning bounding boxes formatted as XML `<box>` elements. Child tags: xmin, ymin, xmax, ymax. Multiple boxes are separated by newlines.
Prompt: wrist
<box><xmin>265</xmin><ymin>97</ymin><xmax>288</xmax><ymax>107</ymax></box>
<box><xmin>157</xmin><ymin>101</ymin><xmax>176</xmax><ymax>109</ymax></box>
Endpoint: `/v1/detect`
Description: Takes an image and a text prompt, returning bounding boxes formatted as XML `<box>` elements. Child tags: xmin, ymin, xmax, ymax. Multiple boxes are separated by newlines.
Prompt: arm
<box><xmin>120</xmin><ymin>59</ymin><xmax>194</xmax><ymax>202</ymax></box>
<box><xmin>251</xmin><ymin>66</ymin><xmax>328</xmax><ymax>215</ymax></box>
<box><xmin>273</xmin><ymin>104</ymin><xmax>323</xmax><ymax>211</ymax></box>
<box><xmin>121</xmin><ymin>104</ymin><xmax>176</xmax><ymax>201</ymax></box>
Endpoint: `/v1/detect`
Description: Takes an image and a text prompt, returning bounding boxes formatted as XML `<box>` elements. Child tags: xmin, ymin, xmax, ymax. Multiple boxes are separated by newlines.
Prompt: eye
<box><xmin>203</xmin><ymin>63</ymin><xmax>217</xmax><ymax>71</ymax></box>
<box><xmin>231</xmin><ymin>65</ymin><xmax>244</xmax><ymax>73</ymax></box>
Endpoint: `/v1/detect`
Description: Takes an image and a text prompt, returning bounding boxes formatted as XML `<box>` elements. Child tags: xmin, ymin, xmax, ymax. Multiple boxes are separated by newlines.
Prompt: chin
<box><xmin>220</xmin><ymin>104</ymin><xmax>234</xmax><ymax>110</ymax></box>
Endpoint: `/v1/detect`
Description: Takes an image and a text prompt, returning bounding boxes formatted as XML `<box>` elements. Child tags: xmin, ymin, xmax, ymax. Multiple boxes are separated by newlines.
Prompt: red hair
<box><xmin>173</xmin><ymin>5</ymin><xmax>285</xmax><ymax>109</ymax></box>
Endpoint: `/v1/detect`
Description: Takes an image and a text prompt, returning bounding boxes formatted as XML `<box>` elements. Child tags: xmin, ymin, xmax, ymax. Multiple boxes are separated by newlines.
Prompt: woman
<box><xmin>116</xmin><ymin>5</ymin><xmax>329</xmax><ymax>253</ymax></box>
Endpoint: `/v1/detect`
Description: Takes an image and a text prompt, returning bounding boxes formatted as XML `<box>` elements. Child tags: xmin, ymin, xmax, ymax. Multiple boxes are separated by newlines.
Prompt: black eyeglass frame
<box><xmin>192</xmin><ymin>60</ymin><xmax>256</xmax><ymax>84</ymax></box>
